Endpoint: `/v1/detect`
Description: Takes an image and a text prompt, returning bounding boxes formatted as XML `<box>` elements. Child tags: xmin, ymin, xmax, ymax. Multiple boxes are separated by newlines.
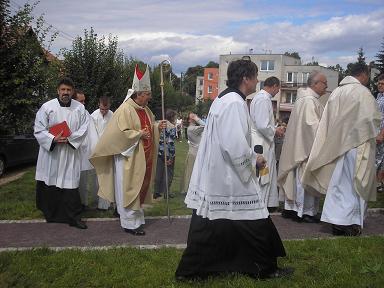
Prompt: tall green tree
<box><xmin>0</xmin><ymin>0</ymin><xmax>59</xmax><ymax>135</ymax></box>
<box><xmin>375</xmin><ymin>38</ymin><xmax>384</xmax><ymax>76</ymax></box>
<box><xmin>61</xmin><ymin>28</ymin><xmax>134</xmax><ymax>111</ymax></box>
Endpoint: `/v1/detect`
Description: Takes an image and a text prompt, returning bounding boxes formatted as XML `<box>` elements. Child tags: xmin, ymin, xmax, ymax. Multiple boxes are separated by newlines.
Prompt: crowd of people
<box><xmin>33</xmin><ymin>58</ymin><xmax>383</xmax><ymax>280</ymax></box>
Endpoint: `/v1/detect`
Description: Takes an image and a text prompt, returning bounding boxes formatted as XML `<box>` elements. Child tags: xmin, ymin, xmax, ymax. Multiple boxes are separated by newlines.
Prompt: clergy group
<box><xmin>33</xmin><ymin>59</ymin><xmax>381</xmax><ymax>280</ymax></box>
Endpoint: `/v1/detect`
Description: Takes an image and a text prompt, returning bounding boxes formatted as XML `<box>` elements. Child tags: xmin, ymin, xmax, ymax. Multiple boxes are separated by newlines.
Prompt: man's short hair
<box><xmin>226</xmin><ymin>59</ymin><xmax>258</xmax><ymax>89</ymax></box>
<box><xmin>165</xmin><ymin>109</ymin><xmax>177</xmax><ymax>122</ymax></box>
<box><xmin>378</xmin><ymin>74</ymin><xmax>384</xmax><ymax>81</ymax></box>
<box><xmin>99</xmin><ymin>95</ymin><xmax>111</xmax><ymax>106</ymax></box>
<box><xmin>264</xmin><ymin>76</ymin><xmax>280</xmax><ymax>87</ymax></box>
<box><xmin>57</xmin><ymin>77</ymin><xmax>75</xmax><ymax>89</ymax></box>
<box><xmin>307</xmin><ymin>71</ymin><xmax>322</xmax><ymax>86</ymax></box>
<box><xmin>349</xmin><ymin>63</ymin><xmax>369</xmax><ymax>77</ymax></box>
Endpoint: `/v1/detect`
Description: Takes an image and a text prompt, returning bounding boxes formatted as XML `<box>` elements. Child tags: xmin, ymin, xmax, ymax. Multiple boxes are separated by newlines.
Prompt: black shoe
<box><xmin>264</xmin><ymin>267</ymin><xmax>295</xmax><ymax>279</ymax></box>
<box><xmin>153</xmin><ymin>193</ymin><xmax>162</xmax><ymax>199</ymax></box>
<box><xmin>281</xmin><ymin>209</ymin><xmax>297</xmax><ymax>219</ymax></box>
<box><xmin>301</xmin><ymin>215</ymin><xmax>320</xmax><ymax>223</ymax></box>
<box><xmin>332</xmin><ymin>224</ymin><xmax>361</xmax><ymax>236</ymax></box>
<box><xmin>124</xmin><ymin>227</ymin><xmax>145</xmax><ymax>236</ymax></box>
<box><xmin>69</xmin><ymin>220</ymin><xmax>87</xmax><ymax>229</ymax></box>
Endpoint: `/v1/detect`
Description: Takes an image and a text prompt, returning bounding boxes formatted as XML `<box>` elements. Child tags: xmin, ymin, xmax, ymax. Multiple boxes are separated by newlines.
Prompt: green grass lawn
<box><xmin>0</xmin><ymin>139</ymin><xmax>383</xmax><ymax>220</ymax></box>
<box><xmin>0</xmin><ymin>237</ymin><xmax>383</xmax><ymax>287</ymax></box>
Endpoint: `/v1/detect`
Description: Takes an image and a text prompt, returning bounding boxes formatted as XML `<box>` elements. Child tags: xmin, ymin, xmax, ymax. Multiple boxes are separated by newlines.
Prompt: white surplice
<box><xmin>249</xmin><ymin>90</ymin><xmax>279</xmax><ymax>208</ymax></box>
<box><xmin>34</xmin><ymin>98</ymin><xmax>89</xmax><ymax>189</ymax></box>
<box><xmin>78</xmin><ymin>110</ymin><xmax>99</xmax><ymax>206</ymax></box>
<box><xmin>91</xmin><ymin>109</ymin><xmax>113</xmax><ymax>137</ymax></box>
<box><xmin>87</xmin><ymin>108</ymin><xmax>114</xmax><ymax>209</ymax></box>
<box><xmin>321</xmin><ymin>148</ymin><xmax>367</xmax><ymax>227</ymax></box>
<box><xmin>185</xmin><ymin>90</ymin><xmax>269</xmax><ymax>221</ymax></box>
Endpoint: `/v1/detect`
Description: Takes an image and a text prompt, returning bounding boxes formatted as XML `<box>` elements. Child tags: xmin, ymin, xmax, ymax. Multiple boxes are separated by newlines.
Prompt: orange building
<box><xmin>203</xmin><ymin>68</ymin><xmax>219</xmax><ymax>101</ymax></box>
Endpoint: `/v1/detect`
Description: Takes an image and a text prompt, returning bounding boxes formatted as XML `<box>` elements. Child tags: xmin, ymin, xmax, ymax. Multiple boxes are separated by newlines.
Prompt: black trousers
<box><xmin>175</xmin><ymin>210</ymin><xmax>286</xmax><ymax>279</ymax></box>
<box><xmin>36</xmin><ymin>181</ymin><xmax>83</xmax><ymax>224</ymax></box>
<box><xmin>154</xmin><ymin>156</ymin><xmax>174</xmax><ymax>196</ymax></box>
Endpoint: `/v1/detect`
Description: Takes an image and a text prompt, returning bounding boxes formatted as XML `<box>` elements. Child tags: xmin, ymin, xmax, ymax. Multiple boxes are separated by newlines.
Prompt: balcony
<box><xmin>280</xmin><ymin>82</ymin><xmax>308</xmax><ymax>90</ymax></box>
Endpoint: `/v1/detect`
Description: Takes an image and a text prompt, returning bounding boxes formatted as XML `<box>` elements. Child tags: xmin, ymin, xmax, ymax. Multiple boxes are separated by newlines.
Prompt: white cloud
<box><xmin>15</xmin><ymin>0</ymin><xmax>384</xmax><ymax>71</ymax></box>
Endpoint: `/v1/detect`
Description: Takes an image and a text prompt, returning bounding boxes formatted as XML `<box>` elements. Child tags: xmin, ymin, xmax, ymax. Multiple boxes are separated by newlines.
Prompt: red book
<box><xmin>49</xmin><ymin>121</ymin><xmax>71</xmax><ymax>137</ymax></box>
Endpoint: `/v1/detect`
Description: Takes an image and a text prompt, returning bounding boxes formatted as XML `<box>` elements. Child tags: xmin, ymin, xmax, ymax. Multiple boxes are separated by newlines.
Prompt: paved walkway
<box><xmin>1</xmin><ymin>210</ymin><xmax>383</xmax><ymax>251</ymax></box>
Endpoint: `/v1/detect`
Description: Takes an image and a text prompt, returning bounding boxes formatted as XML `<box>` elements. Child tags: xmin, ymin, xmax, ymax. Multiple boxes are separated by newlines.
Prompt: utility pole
<box><xmin>180</xmin><ymin>72</ymin><xmax>183</xmax><ymax>97</ymax></box>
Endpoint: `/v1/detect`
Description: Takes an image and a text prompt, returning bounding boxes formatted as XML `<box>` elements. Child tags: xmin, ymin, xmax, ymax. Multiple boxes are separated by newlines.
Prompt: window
<box><xmin>199</xmin><ymin>90</ymin><xmax>202</xmax><ymax>96</ymax></box>
<box><xmin>286</xmin><ymin>92</ymin><xmax>297</xmax><ymax>104</ymax></box>
<box><xmin>287</xmin><ymin>72</ymin><xmax>298</xmax><ymax>83</ymax></box>
<box><xmin>260</xmin><ymin>60</ymin><xmax>275</xmax><ymax>71</ymax></box>
<box><xmin>302</xmin><ymin>72</ymin><xmax>310</xmax><ymax>84</ymax></box>
<box><xmin>259</xmin><ymin>81</ymin><xmax>264</xmax><ymax>90</ymax></box>
<box><xmin>199</xmin><ymin>79</ymin><xmax>203</xmax><ymax>86</ymax></box>
<box><xmin>208</xmin><ymin>85</ymin><xmax>213</xmax><ymax>93</ymax></box>
<box><xmin>208</xmin><ymin>72</ymin><xmax>213</xmax><ymax>80</ymax></box>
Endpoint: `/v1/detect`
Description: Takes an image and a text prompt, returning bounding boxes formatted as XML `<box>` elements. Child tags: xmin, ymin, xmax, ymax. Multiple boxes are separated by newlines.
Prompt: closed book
<box><xmin>49</xmin><ymin>121</ymin><xmax>71</xmax><ymax>137</ymax></box>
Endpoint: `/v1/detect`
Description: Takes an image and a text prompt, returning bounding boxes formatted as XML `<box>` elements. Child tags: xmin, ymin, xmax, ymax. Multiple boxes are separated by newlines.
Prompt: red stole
<box><xmin>135</xmin><ymin>109</ymin><xmax>154</xmax><ymax>204</ymax></box>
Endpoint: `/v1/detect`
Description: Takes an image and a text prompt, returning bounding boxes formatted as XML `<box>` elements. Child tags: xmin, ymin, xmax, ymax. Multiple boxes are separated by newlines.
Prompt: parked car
<box><xmin>0</xmin><ymin>135</ymin><xmax>39</xmax><ymax>177</ymax></box>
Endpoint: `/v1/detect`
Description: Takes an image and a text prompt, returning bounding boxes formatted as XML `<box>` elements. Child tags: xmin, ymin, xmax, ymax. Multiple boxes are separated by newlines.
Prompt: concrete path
<box><xmin>1</xmin><ymin>210</ymin><xmax>383</xmax><ymax>251</ymax></box>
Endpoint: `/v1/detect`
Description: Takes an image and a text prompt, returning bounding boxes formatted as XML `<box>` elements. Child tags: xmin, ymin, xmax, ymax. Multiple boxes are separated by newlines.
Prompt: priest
<box><xmin>90</xmin><ymin>64</ymin><xmax>166</xmax><ymax>235</ymax></box>
<box><xmin>249</xmin><ymin>76</ymin><xmax>284</xmax><ymax>211</ymax></box>
<box><xmin>302</xmin><ymin>63</ymin><xmax>381</xmax><ymax>236</ymax></box>
<box><xmin>90</xmin><ymin>95</ymin><xmax>114</xmax><ymax>210</ymax></box>
<box><xmin>278</xmin><ymin>71</ymin><xmax>327</xmax><ymax>223</ymax></box>
<box><xmin>34</xmin><ymin>77</ymin><xmax>89</xmax><ymax>229</ymax></box>
<box><xmin>176</xmin><ymin>59</ymin><xmax>289</xmax><ymax>280</ymax></box>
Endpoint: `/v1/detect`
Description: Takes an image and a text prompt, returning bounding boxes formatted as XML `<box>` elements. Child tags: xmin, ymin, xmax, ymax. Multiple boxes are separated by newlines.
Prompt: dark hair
<box><xmin>165</xmin><ymin>109</ymin><xmax>177</xmax><ymax>122</ymax></box>
<box><xmin>349</xmin><ymin>63</ymin><xmax>369</xmax><ymax>77</ymax></box>
<box><xmin>264</xmin><ymin>76</ymin><xmax>280</xmax><ymax>87</ymax></box>
<box><xmin>226</xmin><ymin>59</ymin><xmax>258</xmax><ymax>89</ymax></box>
<box><xmin>99</xmin><ymin>95</ymin><xmax>111</xmax><ymax>105</ymax></box>
<box><xmin>378</xmin><ymin>74</ymin><xmax>384</xmax><ymax>81</ymax></box>
<box><xmin>57</xmin><ymin>77</ymin><xmax>75</xmax><ymax>89</ymax></box>
<box><xmin>73</xmin><ymin>89</ymin><xmax>84</xmax><ymax>100</ymax></box>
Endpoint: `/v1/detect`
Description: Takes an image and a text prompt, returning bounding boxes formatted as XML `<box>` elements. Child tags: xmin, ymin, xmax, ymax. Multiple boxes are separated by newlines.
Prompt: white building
<box><xmin>219</xmin><ymin>54</ymin><xmax>339</xmax><ymax>119</ymax></box>
<box><xmin>195</xmin><ymin>76</ymin><xmax>204</xmax><ymax>104</ymax></box>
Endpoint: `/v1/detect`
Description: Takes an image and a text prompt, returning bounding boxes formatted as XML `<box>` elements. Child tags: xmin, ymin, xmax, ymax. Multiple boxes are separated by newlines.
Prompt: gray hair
<box><xmin>307</xmin><ymin>70</ymin><xmax>322</xmax><ymax>87</ymax></box>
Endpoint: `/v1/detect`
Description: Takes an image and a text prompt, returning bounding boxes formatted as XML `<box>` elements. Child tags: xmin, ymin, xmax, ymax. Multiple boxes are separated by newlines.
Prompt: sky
<box><xmin>10</xmin><ymin>0</ymin><xmax>384</xmax><ymax>74</ymax></box>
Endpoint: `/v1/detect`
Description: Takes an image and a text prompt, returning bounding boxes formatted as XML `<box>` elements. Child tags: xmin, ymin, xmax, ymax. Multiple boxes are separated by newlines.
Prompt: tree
<box><xmin>357</xmin><ymin>47</ymin><xmax>366</xmax><ymax>64</ymax></box>
<box><xmin>61</xmin><ymin>27</ymin><xmax>136</xmax><ymax>111</ymax></box>
<box><xmin>327</xmin><ymin>64</ymin><xmax>345</xmax><ymax>84</ymax></box>
<box><xmin>284</xmin><ymin>51</ymin><xmax>301</xmax><ymax>60</ymax></box>
<box><xmin>0</xmin><ymin>0</ymin><xmax>59</xmax><ymax>135</ymax></box>
<box><xmin>375</xmin><ymin>37</ymin><xmax>384</xmax><ymax>75</ymax></box>
<box><xmin>205</xmin><ymin>61</ymin><xmax>219</xmax><ymax>68</ymax></box>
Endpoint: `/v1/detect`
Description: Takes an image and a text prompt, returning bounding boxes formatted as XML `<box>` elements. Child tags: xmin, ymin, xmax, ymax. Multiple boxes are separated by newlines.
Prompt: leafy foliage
<box><xmin>0</xmin><ymin>0</ymin><xmax>59</xmax><ymax>135</ymax></box>
<box><xmin>61</xmin><ymin>27</ymin><xmax>136</xmax><ymax>111</ymax></box>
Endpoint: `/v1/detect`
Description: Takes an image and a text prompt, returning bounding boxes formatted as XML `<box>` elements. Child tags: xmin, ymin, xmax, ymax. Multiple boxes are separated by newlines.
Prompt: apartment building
<box><xmin>219</xmin><ymin>54</ymin><xmax>339</xmax><ymax>119</ymax></box>
<box><xmin>194</xmin><ymin>68</ymin><xmax>219</xmax><ymax>103</ymax></box>
<box><xmin>195</xmin><ymin>76</ymin><xmax>204</xmax><ymax>104</ymax></box>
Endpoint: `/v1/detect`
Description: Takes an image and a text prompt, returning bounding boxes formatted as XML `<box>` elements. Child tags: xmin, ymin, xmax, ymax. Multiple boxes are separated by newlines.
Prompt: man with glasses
<box><xmin>278</xmin><ymin>71</ymin><xmax>327</xmax><ymax>223</ymax></box>
<box><xmin>302</xmin><ymin>63</ymin><xmax>381</xmax><ymax>236</ymax></box>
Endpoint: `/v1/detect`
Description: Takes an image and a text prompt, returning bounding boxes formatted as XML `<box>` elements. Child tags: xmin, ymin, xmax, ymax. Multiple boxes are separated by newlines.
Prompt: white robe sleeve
<box><xmin>250</xmin><ymin>97</ymin><xmax>275</xmax><ymax>143</ymax></box>
<box><xmin>67</xmin><ymin>107</ymin><xmax>89</xmax><ymax>149</ymax></box>
<box><xmin>218</xmin><ymin>101</ymin><xmax>254</xmax><ymax>183</ymax></box>
<box><xmin>34</xmin><ymin>105</ymin><xmax>55</xmax><ymax>151</ymax></box>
